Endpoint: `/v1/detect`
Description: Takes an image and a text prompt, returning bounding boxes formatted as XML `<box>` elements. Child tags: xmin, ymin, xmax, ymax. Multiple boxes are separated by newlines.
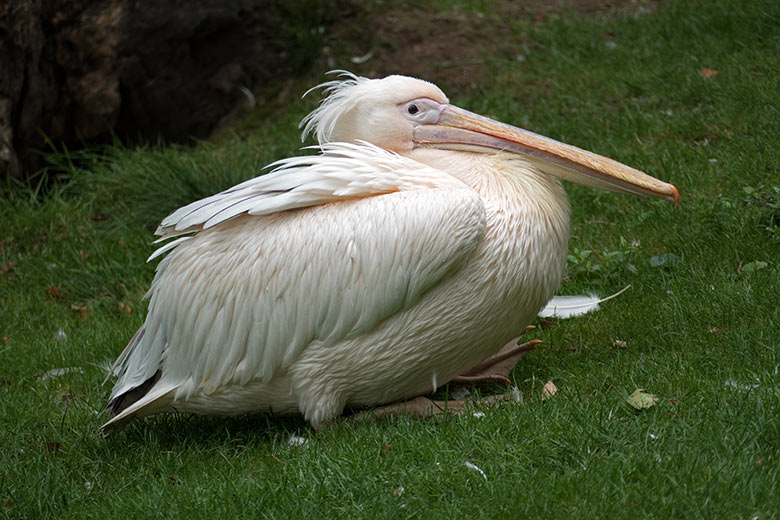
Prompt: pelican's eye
<box><xmin>399</xmin><ymin>98</ymin><xmax>445</xmax><ymax>125</ymax></box>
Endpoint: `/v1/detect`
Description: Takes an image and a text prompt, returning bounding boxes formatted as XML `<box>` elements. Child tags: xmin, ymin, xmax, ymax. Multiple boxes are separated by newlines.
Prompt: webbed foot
<box><xmin>449</xmin><ymin>328</ymin><xmax>541</xmax><ymax>386</ymax></box>
<box><xmin>351</xmin><ymin>328</ymin><xmax>539</xmax><ymax>422</ymax></box>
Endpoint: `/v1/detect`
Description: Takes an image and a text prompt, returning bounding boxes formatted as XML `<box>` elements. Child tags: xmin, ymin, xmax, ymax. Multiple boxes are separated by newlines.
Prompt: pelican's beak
<box><xmin>414</xmin><ymin>105</ymin><xmax>679</xmax><ymax>204</ymax></box>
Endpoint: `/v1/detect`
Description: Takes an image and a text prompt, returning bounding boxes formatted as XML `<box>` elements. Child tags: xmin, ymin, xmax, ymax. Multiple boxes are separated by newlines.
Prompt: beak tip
<box><xmin>670</xmin><ymin>184</ymin><xmax>680</xmax><ymax>206</ymax></box>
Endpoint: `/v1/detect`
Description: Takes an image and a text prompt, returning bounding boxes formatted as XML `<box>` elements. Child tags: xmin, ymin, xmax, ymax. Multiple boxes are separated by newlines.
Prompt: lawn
<box><xmin>1</xmin><ymin>0</ymin><xmax>779</xmax><ymax>517</ymax></box>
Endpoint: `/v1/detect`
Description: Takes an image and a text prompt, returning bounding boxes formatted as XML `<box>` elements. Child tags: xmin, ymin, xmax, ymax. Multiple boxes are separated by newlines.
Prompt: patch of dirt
<box><xmin>328</xmin><ymin>7</ymin><xmax>515</xmax><ymax>93</ymax></box>
<box><xmin>326</xmin><ymin>0</ymin><xmax>657</xmax><ymax>93</ymax></box>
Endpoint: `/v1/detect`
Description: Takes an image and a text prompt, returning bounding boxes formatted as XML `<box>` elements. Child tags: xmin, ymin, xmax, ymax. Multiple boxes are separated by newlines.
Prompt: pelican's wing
<box><xmin>107</xmin><ymin>144</ymin><xmax>485</xmax><ymax>417</ymax></box>
<box><xmin>156</xmin><ymin>141</ymin><xmax>466</xmax><ymax>239</ymax></box>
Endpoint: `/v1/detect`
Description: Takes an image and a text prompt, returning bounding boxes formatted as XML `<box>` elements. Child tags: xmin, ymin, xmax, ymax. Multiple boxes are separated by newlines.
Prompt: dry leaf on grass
<box><xmin>627</xmin><ymin>389</ymin><xmax>658</xmax><ymax>410</ymax></box>
<box><xmin>709</xmin><ymin>325</ymin><xmax>724</xmax><ymax>335</ymax></box>
<box><xmin>44</xmin><ymin>441</ymin><xmax>61</xmax><ymax>455</ymax></box>
<box><xmin>741</xmin><ymin>261</ymin><xmax>768</xmax><ymax>273</ymax></box>
<box><xmin>699</xmin><ymin>68</ymin><xmax>719</xmax><ymax>79</ymax></box>
<box><xmin>542</xmin><ymin>380</ymin><xmax>557</xmax><ymax>401</ymax></box>
<box><xmin>70</xmin><ymin>305</ymin><xmax>88</xmax><ymax>320</ymax></box>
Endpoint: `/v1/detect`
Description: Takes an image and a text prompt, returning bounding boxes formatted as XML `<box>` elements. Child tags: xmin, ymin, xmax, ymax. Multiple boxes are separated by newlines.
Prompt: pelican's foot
<box><xmin>450</xmin><ymin>330</ymin><xmax>541</xmax><ymax>386</ymax></box>
<box><xmin>351</xmin><ymin>333</ymin><xmax>539</xmax><ymax>422</ymax></box>
<box><xmin>345</xmin><ymin>329</ymin><xmax>539</xmax><ymax>424</ymax></box>
<box><xmin>355</xmin><ymin>394</ymin><xmax>512</xmax><ymax>421</ymax></box>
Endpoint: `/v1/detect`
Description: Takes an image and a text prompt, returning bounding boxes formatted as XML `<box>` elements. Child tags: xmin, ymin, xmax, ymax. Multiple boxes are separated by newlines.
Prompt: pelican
<box><xmin>102</xmin><ymin>72</ymin><xmax>678</xmax><ymax>432</ymax></box>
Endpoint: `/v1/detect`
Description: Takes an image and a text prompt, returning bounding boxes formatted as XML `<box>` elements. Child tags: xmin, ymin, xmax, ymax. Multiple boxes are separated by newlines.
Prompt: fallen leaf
<box><xmin>70</xmin><ymin>305</ymin><xmax>88</xmax><ymax>320</ymax></box>
<box><xmin>627</xmin><ymin>389</ymin><xmax>658</xmax><ymax>410</ymax></box>
<box><xmin>3</xmin><ymin>497</ymin><xmax>11</xmax><ymax>510</ymax></box>
<box><xmin>612</xmin><ymin>339</ymin><xmax>628</xmax><ymax>348</ymax></box>
<box><xmin>90</xmin><ymin>213</ymin><xmax>108</xmax><ymax>221</ymax></box>
<box><xmin>741</xmin><ymin>261</ymin><xmax>768</xmax><ymax>273</ymax></box>
<box><xmin>0</xmin><ymin>261</ymin><xmax>17</xmax><ymax>275</ymax></box>
<box><xmin>393</xmin><ymin>486</ymin><xmax>405</xmax><ymax>497</ymax></box>
<box><xmin>709</xmin><ymin>325</ymin><xmax>724</xmax><ymax>335</ymax></box>
<box><xmin>542</xmin><ymin>380</ymin><xmax>557</xmax><ymax>401</ymax></box>
<box><xmin>565</xmin><ymin>345</ymin><xmax>577</xmax><ymax>352</ymax></box>
<box><xmin>650</xmin><ymin>253</ymin><xmax>679</xmax><ymax>268</ymax></box>
<box><xmin>2</xmin><ymin>336</ymin><xmax>9</xmax><ymax>343</ymax></box>
<box><xmin>380</xmin><ymin>443</ymin><xmax>392</xmax><ymax>457</ymax></box>
<box><xmin>168</xmin><ymin>475</ymin><xmax>182</xmax><ymax>485</ymax></box>
<box><xmin>118</xmin><ymin>303</ymin><xmax>132</xmax><ymax>314</ymax></box>
<box><xmin>699</xmin><ymin>68</ymin><xmax>719</xmax><ymax>79</ymax></box>
<box><xmin>118</xmin><ymin>237</ymin><xmax>126</xmax><ymax>247</ymax></box>
<box><xmin>45</xmin><ymin>286</ymin><xmax>61</xmax><ymax>300</ymax></box>
<box><xmin>78</xmin><ymin>250</ymin><xmax>91</xmax><ymax>260</ymax></box>
<box><xmin>668</xmin><ymin>398</ymin><xmax>680</xmax><ymax>405</ymax></box>
<box><xmin>44</xmin><ymin>441</ymin><xmax>61</xmax><ymax>454</ymax></box>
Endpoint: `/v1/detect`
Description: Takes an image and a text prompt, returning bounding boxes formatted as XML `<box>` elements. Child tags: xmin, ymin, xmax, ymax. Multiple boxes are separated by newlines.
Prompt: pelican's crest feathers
<box><xmin>300</xmin><ymin>71</ymin><xmax>368</xmax><ymax>144</ymax></box>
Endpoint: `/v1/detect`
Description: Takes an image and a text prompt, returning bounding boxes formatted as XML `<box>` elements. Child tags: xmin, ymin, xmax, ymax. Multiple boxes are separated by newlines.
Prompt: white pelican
<box><xmin>102</xmin><ymin>72</ymin><xmax>678</xmax><ymax>432</ymax></box>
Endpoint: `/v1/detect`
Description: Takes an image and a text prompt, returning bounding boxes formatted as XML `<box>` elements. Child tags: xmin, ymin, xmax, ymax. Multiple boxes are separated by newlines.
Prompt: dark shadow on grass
<box><xmin>102</xmin><ymin>411</ymin><xmax>311</xmax><ymax>450</ymax></box>
<box><xmin>99</xmin><ymin>388</ymin><xmax>496</xmax><ymax>450</ymax></box>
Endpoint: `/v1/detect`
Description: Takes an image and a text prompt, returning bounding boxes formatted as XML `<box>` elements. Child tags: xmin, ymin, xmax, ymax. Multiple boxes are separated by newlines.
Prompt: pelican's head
<box><xmin>302</xmin><ymin>72</ymin><xmax>679</xmax><ymax>204</ymax></box>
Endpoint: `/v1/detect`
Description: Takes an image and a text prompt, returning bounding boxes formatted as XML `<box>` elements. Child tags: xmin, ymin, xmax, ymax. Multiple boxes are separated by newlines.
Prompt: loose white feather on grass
<box><xmin>538</xmin><ymin>285</ymin><xmax>631</xmax><ymax>319</ymax></box>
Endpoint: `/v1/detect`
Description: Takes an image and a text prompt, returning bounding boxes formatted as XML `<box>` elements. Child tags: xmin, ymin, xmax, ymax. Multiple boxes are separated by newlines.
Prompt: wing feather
<box><xmin>155</xmin><ymin>142</ymin><xmax>467</xmax><ymax>239</ymax></box>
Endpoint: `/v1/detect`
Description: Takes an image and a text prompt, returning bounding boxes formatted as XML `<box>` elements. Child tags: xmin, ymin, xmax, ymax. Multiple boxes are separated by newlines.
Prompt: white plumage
<box><xmin>103</xmin><ymin>72</ymin><xmax>677</xmax><ymax>431</ymax></box>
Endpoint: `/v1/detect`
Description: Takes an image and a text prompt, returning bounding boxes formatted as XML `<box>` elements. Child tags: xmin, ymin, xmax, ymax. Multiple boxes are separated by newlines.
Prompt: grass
<box><xmin>1</xmin><ymin>0</ymin><xmax>779</xmax><ymax>517</ymax></box>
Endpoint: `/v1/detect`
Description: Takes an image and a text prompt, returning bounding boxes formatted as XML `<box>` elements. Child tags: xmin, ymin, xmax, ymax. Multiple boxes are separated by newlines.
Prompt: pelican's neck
<box><xmin>408</xmin><ymin>148</ymin><xmax>571</xmax><ymax>310</ymax></box>
<box><xmin>407</xmin><ymin>148</ymin><xmax>570</xmax><ymax>223</ymax></box>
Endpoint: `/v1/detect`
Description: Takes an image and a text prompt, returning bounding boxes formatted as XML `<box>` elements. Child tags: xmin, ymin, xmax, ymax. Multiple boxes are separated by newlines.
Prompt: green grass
<box><xmin>2</xmin><ymin>0</ymin><xmax>779</xmax><ymax>517</ymax></box>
